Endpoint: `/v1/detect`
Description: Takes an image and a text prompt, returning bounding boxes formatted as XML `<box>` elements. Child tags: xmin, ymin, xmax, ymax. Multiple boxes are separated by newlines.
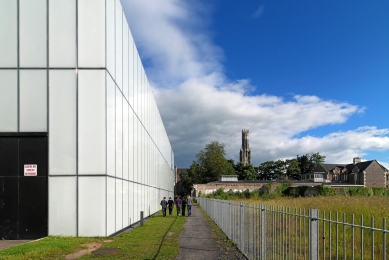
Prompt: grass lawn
<box><xmin>0</xmin><ymin>211</ymin><xmax>186</xmax><ymax>260</ymax></box>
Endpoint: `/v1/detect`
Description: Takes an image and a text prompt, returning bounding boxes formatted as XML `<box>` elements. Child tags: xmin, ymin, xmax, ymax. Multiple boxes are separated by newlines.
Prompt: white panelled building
<box><xmin>0</xmin><ymin>0</ymin><xmax>174</xmax><ymax>239</ymax></box>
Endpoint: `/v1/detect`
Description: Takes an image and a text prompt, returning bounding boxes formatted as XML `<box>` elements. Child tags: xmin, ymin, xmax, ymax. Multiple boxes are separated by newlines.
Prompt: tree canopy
<box><xmin>258</xmin><ymin>153</ymin><xmax>326</xmax><ymax>180</ymax></box>
<box><xmin>285</xmin><ymin>158</ymin><xmax>300</xmax><ymax>180</ymax></box>
<box><xmin>185</xmin><ymin>141</ymin><xmax>235</xmax><ymax>185</ymax></box>
<box><xmin>234</xmin><ymin>161</ymin><xmax>258</xmax><ymax>180</ymax></box>
<box><xmin>257</xmin><ymin>160</ymin><xmax>286</xmax><ymax>180</ymax></box>
<box><xmin>297</xmin><ymin>152</ymin><xmax>326</xmax><ymax>176</ymax></box>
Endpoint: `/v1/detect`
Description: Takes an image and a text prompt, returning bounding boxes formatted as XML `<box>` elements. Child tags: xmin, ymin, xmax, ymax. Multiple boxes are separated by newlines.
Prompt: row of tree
<box><xmin>257</xmin><ymin>152</ymin><xmax>325</xmax><ymax>180</ymax></box>
<box><xmin>179</xmin><ymin>141</ymin><xmax>326</xmax><ymax>192</ymax></box>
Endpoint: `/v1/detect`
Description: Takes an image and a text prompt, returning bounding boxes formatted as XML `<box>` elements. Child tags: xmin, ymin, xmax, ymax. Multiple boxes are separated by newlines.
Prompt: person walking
<box><xmin>181</xmin><ymin>196</ymin><xmax>187</xmax><ymax>216</ymax></box>
<box><xmin>167</xmin><ymin>197</ymin><xmax>174</xmax><ymax>217</ymax></box>
<box><xmin>175</xmin><ymin>195</ymin><xmax>182</xmax><ymax>216</ymax></box>
<box><xmin>187</xmin><ymin>194</ymin><xmax>193</xmax><ymax>217</ymax></box>
<box><xmin>160</xmin><ymin>196</ymin><xmax>168</xmax><ymax>217</ymax></box>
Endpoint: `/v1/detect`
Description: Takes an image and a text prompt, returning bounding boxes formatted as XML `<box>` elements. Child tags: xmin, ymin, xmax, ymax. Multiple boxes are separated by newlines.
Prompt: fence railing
<box><xmin>197</xmin><ymin>197</ymin><xmax>389</xmax><ymax>260</ymax></box>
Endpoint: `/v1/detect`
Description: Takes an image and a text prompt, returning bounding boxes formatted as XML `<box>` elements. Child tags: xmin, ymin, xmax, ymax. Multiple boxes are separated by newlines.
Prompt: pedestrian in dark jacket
<box><xmin>167</xmin><ymin>197</ymin><xmax>174</xmax><ymax>217</ymax></box>
<box><xmin>181</xmin><ymin>197</ymin><xmax>187</xmax><ymax>216</ymax></box>
<box><xmin>160</xmin><ymin>197</ymin><xmax>168</xmax><ymax>217</ymax></box>
<box><xmin>175</xmin><ymin>195</ymin><xmax>182</xmax><ymax>216</ymax></box>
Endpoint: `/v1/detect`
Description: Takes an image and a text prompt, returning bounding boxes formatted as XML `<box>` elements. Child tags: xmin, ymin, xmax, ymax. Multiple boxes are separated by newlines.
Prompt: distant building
<box><xmin>239</xmin><ymin>129</ymin><xmax>252</xmax><ymax>165</ymax></box>
<box><xmin>301</xmin><ymin>157</ymin><xmax>389</xmax><ymax>187</ymax></box>
<box><xmin>219</xmin><ymin>175</ymin><xmax>239</xmax><ymax>182</ymax></box>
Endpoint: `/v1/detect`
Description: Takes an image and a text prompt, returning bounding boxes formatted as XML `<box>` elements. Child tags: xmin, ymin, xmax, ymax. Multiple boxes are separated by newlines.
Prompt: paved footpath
<box><xmin>176</xmin><ymin>204</ymin><xmax>221</xmax><ymax>260</ymax></box>
<box><xmin>0</xmin><ymin>240</ymin><xmax>32</xmax><ymax>251</ymax></box>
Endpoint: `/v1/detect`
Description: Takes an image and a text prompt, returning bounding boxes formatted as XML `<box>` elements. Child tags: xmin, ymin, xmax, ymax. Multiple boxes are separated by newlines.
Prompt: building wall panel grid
<box><xmin>0</xmin><ymin>0</ymin><xmax>174</xmax><ymax>237</ymax></box>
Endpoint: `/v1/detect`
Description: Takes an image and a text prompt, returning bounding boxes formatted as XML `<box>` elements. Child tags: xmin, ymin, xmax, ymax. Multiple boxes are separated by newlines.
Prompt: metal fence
<box><xmin>197</xmin><ymin>197</ymin><xmax>389</xmax><ymax>260</ymax></box>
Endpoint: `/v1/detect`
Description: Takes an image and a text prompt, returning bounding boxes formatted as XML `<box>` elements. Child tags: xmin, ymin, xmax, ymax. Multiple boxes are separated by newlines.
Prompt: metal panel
<box><xmin>49</xmin><ymin>70</ymin><xmax>77</xmax><ymax>175</ymax></box>
<box><xmin>77</xmin><ymin>0</ymin><xmax>105</xmax><ymax>67</ymax></box>
<box><xmin>0</xmin><ymin>70</ymin><xmax>18</xmax><ymax>132</ymax></box>
<box><xmin>19</xmin><ymin>70</ymin><xmax>47</xmax><ymax>132</ymax></box>
<box><xmin>49</xmin><ymin>0</ymin><xmax>76</xmax><ymax>67</ymax></box>
<box><xmin>19</xmin><ymin>176</ymin><xmax>47</xmax><ymax>239</ymax></box>
<box><xmin>19</xmin><ymin>0</ymin><xmax>47</xmax><ymax>67</ymax></box>
<box><xmin>0</xmin><ymin>177</ymin><xmax>18</xmax><ymax>239</ymax></box>
<box><xmin>0</xmin><ymin>0</ymin><xmax>17</xmax><ymax>67</ymax></box>
<box><xmin>0</xmin><ymin>136</ymin><xmax>48</xmax><ymax>240</ymax></box>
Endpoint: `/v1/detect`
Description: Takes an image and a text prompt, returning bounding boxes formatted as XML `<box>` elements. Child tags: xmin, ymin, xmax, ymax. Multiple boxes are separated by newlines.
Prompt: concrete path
<box><xmin>0</xmin><ymin>240</ymin><xmax>32</xmax><ymax>251</ymax></box>
<box><xmin>176</xmin><ymin>204</ymin><xmax>221</xmax><ymax>260</ymax></box>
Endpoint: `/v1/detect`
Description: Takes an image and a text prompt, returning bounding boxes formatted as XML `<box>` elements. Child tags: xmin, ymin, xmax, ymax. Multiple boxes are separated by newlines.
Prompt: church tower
<box><xmin>240</xmin><ymin>129</ymin><xmax>252</xmax><ymax>165</ymax></box>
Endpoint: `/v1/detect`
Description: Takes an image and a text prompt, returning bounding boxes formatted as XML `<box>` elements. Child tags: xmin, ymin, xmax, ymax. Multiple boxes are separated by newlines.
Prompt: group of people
<box><xmin>160</xmin><ymin>194</ymin><xmax>193</xmax><ymax>217</ymax></box>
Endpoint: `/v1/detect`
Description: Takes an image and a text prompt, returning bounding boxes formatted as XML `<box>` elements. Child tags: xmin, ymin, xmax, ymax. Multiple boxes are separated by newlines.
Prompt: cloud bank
<box><xmin>122</xmin><ymin>0</ymin><xmax>389</xmax><ymax>168</ymax></box>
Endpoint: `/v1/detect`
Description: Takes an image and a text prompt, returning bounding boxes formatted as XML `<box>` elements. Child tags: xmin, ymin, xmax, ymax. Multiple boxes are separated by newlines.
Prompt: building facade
<box><xmin>301</xmin><ymin>157</ymin><xmax>389</xmax><ymax>187</ymax></box>
<box><xmin>239</xmin><ymin>129</ymin><xmax>251</xmax><ymax>165</ymax></box>
<box><xmin>0</xmin><ymin>0</ymin><xmax>174</xmax><ymax>239</ymax></box>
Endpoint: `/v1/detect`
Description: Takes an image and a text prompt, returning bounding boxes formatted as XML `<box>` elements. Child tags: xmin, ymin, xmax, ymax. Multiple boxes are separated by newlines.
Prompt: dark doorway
<box><xmin>0</xmin><ymin>135</ymin><xmax>48</xmax><ymax>240</ymax></box>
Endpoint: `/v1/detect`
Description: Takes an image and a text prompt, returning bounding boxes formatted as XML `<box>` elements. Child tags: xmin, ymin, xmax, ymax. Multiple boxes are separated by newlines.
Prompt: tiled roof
<box><xmin>345</xmin><ymin>160</ymin><xmax>373</xmax><ymax>172</ymax></box>
<box><xmin>316</xmin><ymin>160</ymin><xmax>375</xmax><ymax>174</ymax></box>
<box><xmin>315</xmin><ymin>163</ymin><xmax>346</xmax><ymax>172</ymax></box>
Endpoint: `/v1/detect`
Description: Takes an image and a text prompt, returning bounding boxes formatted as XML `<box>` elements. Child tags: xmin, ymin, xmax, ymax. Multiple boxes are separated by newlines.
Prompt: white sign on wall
<box><xmin>24</xmin><ymin>164</ymin><xmax>37</xmax><ymax>176</ymax></box>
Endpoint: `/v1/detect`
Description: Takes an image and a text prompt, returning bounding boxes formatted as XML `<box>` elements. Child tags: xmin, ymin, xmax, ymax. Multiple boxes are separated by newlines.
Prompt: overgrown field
<box><xmin>203</xmin><ymin>185</ymin><xmax>389</xmax><ymax>219</ymax></box>
<box><xmin>202</xmin><ymin>188</ymin><xmax>389</xmax><ymax>259</ymax></box>
<box><xmin>246</xmin><ymin>196</ymin><xmax>389</xmax><ymax>219</ymax></box>
<box><xmin>256</xmin><ymin>196</ymin><xmax>389</xmax><ymax>258</ymax></box>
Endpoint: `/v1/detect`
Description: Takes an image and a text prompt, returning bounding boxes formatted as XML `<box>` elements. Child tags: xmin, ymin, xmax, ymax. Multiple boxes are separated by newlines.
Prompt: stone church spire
<box><xmin>239</xmin><ymin>129</ymin><xmax>251</xmax><ymax>165</ymax></box>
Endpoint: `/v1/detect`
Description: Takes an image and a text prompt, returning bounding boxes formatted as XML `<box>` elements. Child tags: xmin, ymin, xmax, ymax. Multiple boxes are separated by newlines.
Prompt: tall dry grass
<box><xmin>246</xmin><ymin>196</ymin><xmax>389</xmax><ymax>220</ymax></box>
<box><xmin>242</xmin><ymin>196</ymin><xmax>389</xmax><ymax>258</ymax></box>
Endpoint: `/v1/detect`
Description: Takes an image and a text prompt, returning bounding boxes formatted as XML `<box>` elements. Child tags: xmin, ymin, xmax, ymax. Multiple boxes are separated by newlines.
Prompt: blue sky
<box><xmin>122</xmin><ymin>0</ymin><xmax>389</xmax><ymax>168</ymax></box>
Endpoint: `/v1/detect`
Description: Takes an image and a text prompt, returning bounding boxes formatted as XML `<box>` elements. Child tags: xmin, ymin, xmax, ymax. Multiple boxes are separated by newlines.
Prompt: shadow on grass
<box><xmin>152</xmin><ymin>216</ymin><xmax>178</xmax><ymax>260</ymax></box>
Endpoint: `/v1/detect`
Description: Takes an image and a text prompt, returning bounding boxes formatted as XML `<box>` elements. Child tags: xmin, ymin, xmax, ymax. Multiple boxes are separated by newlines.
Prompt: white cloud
<box><xmin>122</xmin><ymin>0</ymin><xmax>389</xmax><ymax>167</ymax></box>
<box><xmin>252</xmin><ymin>6</ymin><xmax>265</xmax><ymax>18</ymax></box>
<box><xmin>265</xmin><ymin>127</ymin><xmax>389</xmax><ymax>163</ymax></box>
<box><xmin>122</xmin><ymin>0</ymin><xmax>222</xmax><ymax>87</ymax></box>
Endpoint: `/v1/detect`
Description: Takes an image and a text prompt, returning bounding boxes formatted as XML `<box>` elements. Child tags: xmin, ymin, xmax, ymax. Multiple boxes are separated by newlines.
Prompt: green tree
<box><xmin>310</xmin><ymin>152</ymin><xmax>326</xmax><ymax>165</ymax></box>
<box><xmin>178</xmin><ymin>169</ymin><xmax>189</xmax><ymax>195</ymax></box>
<box><xmin>234</xmin><ymin>162</ymin><xmax>258</xmax><ymax>180</ymax></box>
<box><xmin>285</xmin><ymin>158</ymin><xmax>300</xmax><ymax>180</ymax></box>
<box><xmin>179</xmin><ymin>161</ymin><xmax>202</xmax><ymax>193</ymax></box>
<box><xmin>189</xmin><ymin>141</ymin><xmax>235</xmax><ymax>184</ymax></box>
<box><xmin>257</xmin><ymin>153</ymin><xmax>326</xmax><ymax>180</ymax></box>
<box><xmin>178</xmin><ymin>167</ymin><xmax>193</xmax><ymax>195</ymax></box>
<box><xmin>227</xmin><ymin>159</ymin><xmax>236</xmax><ymax>170</ymax></box>
<box><xmin>258</xmin><ymin>160</ymin><xmax>286</xmax><ymax>180</ymax></box>
<box><xmin>188</xmin><ymin>161</ymin><xmax>201</xmax><ymax>184</ymax></box>
<box><xmin>297</xmin><ymin>152</ymin><xmax>326</xmax><ymax>175</ymax></box>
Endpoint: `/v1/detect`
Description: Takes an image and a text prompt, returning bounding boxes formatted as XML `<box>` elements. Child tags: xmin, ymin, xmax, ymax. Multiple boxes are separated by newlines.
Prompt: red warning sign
<box><xmin>24</xmin><ymin>164</ymin><xmax>37</xmax><ymax>176</ymax></box>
